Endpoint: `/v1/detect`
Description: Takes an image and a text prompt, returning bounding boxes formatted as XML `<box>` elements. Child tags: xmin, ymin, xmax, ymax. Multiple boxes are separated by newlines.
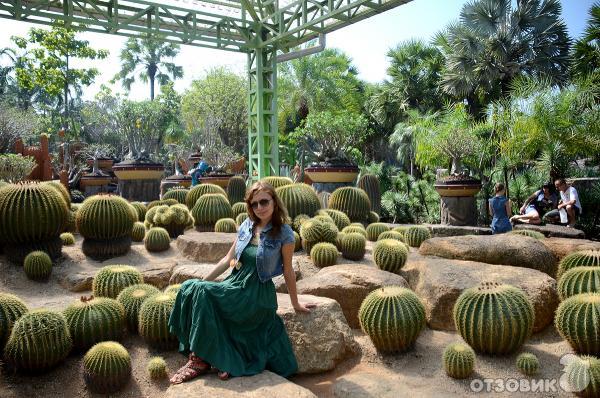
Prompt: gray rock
<box><xmin>388</xmin><ymin>223</ymin><xmax>492</xmax><ymax>237</ymax></box>
<box><xmin>60</xmin><ymin>271</ymin><xmax>95</xmax><ymax>292</ymax></box>
<box><xmin>169</xmin><ymin>262</ymin><xmax>231</xmax><ymax>284</ymax></box>
<box><xmin>141</xmin><ymin>266</ymin><xmax>172</xmax><ymax>289</ymax></box>
<box><xmin>541</xmin><ymin>237</ymin><xmax>600</xmax><ymax>261</ymax></box>
<box><xmin>176</xmin><ymin>231</ymin><xmax>236</xmax><ymax>263</ymax></box>
<box><xmin>514</xmin><ymin>224</ymin><xmax>585</xmax><ymax>239</ymax></box>
<box><xmin>273</xmin><ymin>261</ymin><xmax>301</xmax><ymax>293</ymax></box>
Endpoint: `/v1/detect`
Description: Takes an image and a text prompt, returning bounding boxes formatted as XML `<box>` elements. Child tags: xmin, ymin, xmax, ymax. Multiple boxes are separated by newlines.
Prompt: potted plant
<box><xmin>196</xmin><ymin>143</ymin><xmax>241</xmax><ymax>188</ymax></box>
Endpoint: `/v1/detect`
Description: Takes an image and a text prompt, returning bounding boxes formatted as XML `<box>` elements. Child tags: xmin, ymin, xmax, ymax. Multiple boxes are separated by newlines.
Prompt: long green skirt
<box><xmin>168</xmin><ymin>244</ymin><xmax>298</xmax><ymax>377</ymax></box>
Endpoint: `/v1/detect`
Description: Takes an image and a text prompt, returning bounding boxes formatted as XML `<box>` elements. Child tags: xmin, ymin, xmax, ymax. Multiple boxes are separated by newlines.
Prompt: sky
<box><xmin>0</xmin><ymin>0</ymin><xmax>594</xmax><ymax>101</ymax></box>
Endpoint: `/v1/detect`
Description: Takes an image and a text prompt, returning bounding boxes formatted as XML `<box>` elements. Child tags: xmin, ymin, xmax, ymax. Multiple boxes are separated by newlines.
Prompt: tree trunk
<box><xmin>64</xmin><ymin>54</ymin><xmax>69</xmax><ymax>131</ymax></box>
<box><xmin>148</xmin><ymin>63</ymin><xmax>157</xmax><ymax>101</ymax></box>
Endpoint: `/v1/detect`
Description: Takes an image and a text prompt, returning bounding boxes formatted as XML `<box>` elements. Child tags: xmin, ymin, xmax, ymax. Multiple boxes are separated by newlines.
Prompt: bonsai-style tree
<box><xmin>0</xmin><ymin>153</ymin><xmax>36</xmax><ymax>183</ymax></box>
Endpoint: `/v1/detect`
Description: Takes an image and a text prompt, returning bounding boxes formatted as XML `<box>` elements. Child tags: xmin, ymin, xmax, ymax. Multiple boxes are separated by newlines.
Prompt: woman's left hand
<box><xmin>293</xmin><ymin>302</ymin><xmax>317</xmax><ymax>313</ymax></box>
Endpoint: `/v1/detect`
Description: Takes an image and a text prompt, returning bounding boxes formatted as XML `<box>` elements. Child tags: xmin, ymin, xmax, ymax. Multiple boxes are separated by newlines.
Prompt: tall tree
<box><xmin>113</xmin><ymin>37</ymin><xmax>183</xmax><ymax>101</ymax></box>
<box><xmin>573</xmin><ymin>2</ymin><xmax>600</xmax><ymax>78</ymax></box>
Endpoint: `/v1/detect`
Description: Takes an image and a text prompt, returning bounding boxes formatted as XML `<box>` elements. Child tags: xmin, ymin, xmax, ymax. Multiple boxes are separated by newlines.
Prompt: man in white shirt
<box><xmin>543</xmin><ymin>179</ymin><xmax>582</xmax><ymax>227</ymax></box>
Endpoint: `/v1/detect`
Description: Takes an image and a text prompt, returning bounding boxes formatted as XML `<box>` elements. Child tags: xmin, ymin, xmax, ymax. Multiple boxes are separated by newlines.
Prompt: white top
<box><xmin>560</xmin><ymin>186</ymin><xmax>582</xmax><ymax>213</ymax></box>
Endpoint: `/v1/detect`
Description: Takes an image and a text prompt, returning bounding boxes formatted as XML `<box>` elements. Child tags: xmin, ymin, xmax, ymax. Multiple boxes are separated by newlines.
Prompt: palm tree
<box><xmin>113</xmin><ymin>37</ymin><xmax>183</xmax><ymax>100</ymax></box>
<box><xmin>0</xmin><ymin>47</ymin><xmax>16</xmax><ymax>96</ymax></box>
<box><xmin>435</xmin><ymin>0</ymin><xmax>571</xmax><ymax>117</ymax></box>
<box><xmin>573</xmin><ymin>2</ymin><xmax>600</xmax><ymax>78</ymax></box>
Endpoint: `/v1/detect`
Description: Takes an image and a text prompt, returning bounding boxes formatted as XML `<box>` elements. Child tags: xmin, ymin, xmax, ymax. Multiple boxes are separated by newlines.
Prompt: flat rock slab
<box><xmin>541</xmin><ymin>237</ymin><xmax>600</xmax><ymax>261</ymax></box>
<box><xmin>388</xmin><ymin>223</ymin><xmax>492</xmax><ymax>237</ymax></box>
<box><xmin>419</xmin><ymin>234</ymin><xmax>558</xmax><ymax>277</ymax></box>
<box><xmin>514</xmin><ymin>224</ymin><xmax>585</xmax><ymax>239</ymax></box>
<box><xmin>277</xmin><ymin>293</ymin><xmax>358</xmax><ymax>374</ymax></box>
<box><xmin>169</xmin><ymin>262</ymin><xmax>232</xmax><ymax>284</ymax></box>
<box><xmin>176</xmin><ymin>231</ymin><xmax>236</xmax><ymax>263</ymax></box>
<box><xmin>60</xmin><ymin>270</ymin><xmax>95</xmax><ymax>292</ymax></box>
<box><xmin>296</xmin><ymin>264</ymin><xmax>408</xmax><ymax>328</ymax></box>
<box><xmin>402</xmin><ymin>253</ymin><xmax>558</xmax><ymax>333</ymax></box>
<box><xmin>165</xmin><ymin>370</ymin><xmax>316</xmax><ymax>398</ymax></box>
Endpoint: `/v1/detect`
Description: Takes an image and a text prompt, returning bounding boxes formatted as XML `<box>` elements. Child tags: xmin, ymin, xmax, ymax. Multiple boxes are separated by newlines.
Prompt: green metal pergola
<box><xmin>0</xmin><ymin>0</ymin><xmax>412</xmax><ymax>179</ymax></box>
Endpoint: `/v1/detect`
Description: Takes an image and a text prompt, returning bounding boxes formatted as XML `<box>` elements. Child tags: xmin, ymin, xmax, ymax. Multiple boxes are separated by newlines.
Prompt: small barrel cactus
<box><xmin>232</xmin><ymin>202</ymin><xmax>247</xmax><ymax>218</ymax></box>
<box><xmin>555</xmin><ymin>293</ymin><xmax>600</xmax><ymax>355</ymax></box>
<box><xmin>358</xmin><ymin>286</ymin><xmax>426</xmax><ymax>353</ymax></box>
<box><xmin>145</xmin><ymin>204</ymin><xmax>193</xmax><ymax>238</ymax></box>
<box><xmin>373</xmin><ymin>239</ymin><xmax>408</xmax><ymax>274</ymax></box>
<box><xmin>147</xmin><ymin>356</ymin><xmax>168</xmax><ymax>379</ymax></box>
<box><xmin>341</xmin><ymin>225</ymin><xmax>367</xmax><ymax>237</ymax></box>
<box><xmin>564</xmin><ymin>355</ymin><xmax>600</xmax><ymax>398</ymax></box>
<box><xmin>377</xmin><ymin>231</ymin><xmax>405</xmax><ymax>242</ymax></box>
<box><xmin>63</xmin><ymin>296</ymin><xmax>125</xmax><ymax>350</ymax></box>
<box><xmin>23</xmin><ymin>250</ymin><xmax>53</xmax><ymax>281</ymax></box>
<box><xmin>293</xmin><ymin>231</ymin><xmax>302</xmax><ymax>252</ymax></box>
<box><xmin>300</xmin><ymin>218</ymin><xmax>339</xmax><ymax>255</ymax></box>
<box><xmin>92</xmin><ymin>265</ymin><xmax>144</xmax><ymax>299</ymax></box>
<box><xmin>558</xmin><ymin>267</ymin><xmax>600</xmax><ymax>300</ymax></box>
<box><xmin>261</xmin><ymin>176</ymin><xmax>293</xmax><ymax>189</ymax></box>
<box><xmin>340</xmin><ymin>232</ymin><xmax>366</xmax><ymax>261</ymax></box>
<box><xmin>366</xmin><ymin>222</ymin><xmax>390</xmax><ymax>241</ymax></box>
<box><xmin>509</xmin><ymin>229</ymin><xmax>545</xmax><ymax>240</ymax></box>
<box><xmin>358</xmin><ymin>174</ymin><xmax>381</xmax><ymax>215</ymax></box>
<box><xmin>117</xmin><ymin>283</ymin><xmax>160</xmax><ymax>332</ymax></box>
<box><xmin>0</xmin><ymin>293</ymin><xmax>28</xmax><ymax>351</ymax></box>
<box><xmin>185</xmin><ymin>183</ymin><xmax>227</xmax><ymax>209</ymax></box>
<box><xmin>405</xmin><ymin>225</ymin><xmax>431</xmax><ymax>247</ymax></box>
<box><xmin>292</xmin><ymin>214</ymin><xmax>311</xmax><ymax>233</ymax></box>
<box><xmin>145</xmin><ymin>227</ymin><xmax>171</xmax><ymax>252</ymax></box>
<box><xmin>276</xmin><ymin>183</ymin><xmax>321</xmax><ymax>219</ymax></box>
<box><xmin>368</xmin><ymin>211</ymin><xmax>380</xmax><ymax>224</ymax></box>
<box><xmin>310</xmin><ymin>242</ymin><xmax>338</xmax><ymax>268</ymax></box>
<box><xmin>320</xmin><ymin>209</ymin><xmax>351</xmax><ymax>231</ymax></box>
<box><xmin>453</xmin><ymin>282</ymin><xmax>534</xmax><ymax>354</ymax></box>
<box><xmin>328</xmin><ymin>187</ymin><xmax>371</xmax><ymax>222</ymax></box>
<box><xmin>443</xmin><ymin>343</ymin><xmax>475</xmax><ymax>379</ymax></box>
<box><xmin>131</xmin><ymin>221</ymin><xmax>146</xmax><ymax>242</ymax></box>
<box><xmin>60</xmin><ymin>232</ymin><xmax>75</xmax><ymax>245</ymax></box>
<box><xmin>191</xmin><ymin>193</ymin><xmax>233</xmax><ymax>231</ymax></box>
<box><xmin>4</xmin><ymin>310</ymin><xmax>73</xmax><ymax>371</ymax></box>
<box><xmin>313</xmin><ymin>214</ymin><xmax>336</xmax><ymax>225</ymax></box>
<box><xmin>236</xmin><ymin>212</ymin><xmax>248</xmax><ymax>226</ymax></box>
<box><xmin>138</xmin><ymin>293</ymin><xmax>178</xmax><ymax>349</ymax></box>
<box><xmin>83</xmin><ymin>341</ymin><xmax>131</xmax><ymax>394</ymax></box>
<box><xmin>147</xmin><ymin>198</ymin><xmax>179</xmax><ymax>210</ymax></box>
<box><xmin>164</xmin><ymin>284</ymin><xmax>182</xmax><ymax>297</ymax></box>
<box><xmin>130</xmin><ymin>202</ymin><xmax>147</xmax><ymax>222</ymax></box>
<box><xmin>558</xmin><ymin>250</ymin><xmax>600</xmax><ymax>280</ymax></box>
<box><xmin>516</xmin><ymin>352</ymin><xmax>540</xmax><ymax>376</ymax></box>
<box><xmin>227</xmin><ymin>176</ymin><xmax>247</xmax><ymax>204</ymax></box>
<box><xmin>162</xmin><ymin>188</ymin><xmax>189</xmax><ymax>204</ymax></box>
<box><xmin>215</xmin><ymin>218</ymin><xmax>237</xmax><ymax>233</ymax></box>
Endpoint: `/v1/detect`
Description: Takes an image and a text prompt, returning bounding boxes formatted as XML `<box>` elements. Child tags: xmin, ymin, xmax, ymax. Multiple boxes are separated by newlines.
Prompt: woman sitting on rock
<box><xmin>168</xmin><ymin>181</ymin><xmax>315</xmax><ymax>384</ymax></box>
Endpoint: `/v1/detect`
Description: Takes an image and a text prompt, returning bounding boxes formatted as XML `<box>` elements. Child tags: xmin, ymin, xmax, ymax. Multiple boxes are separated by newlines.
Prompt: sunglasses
<box><xmin>250</xmin><ymin>198</ymin><xmax>272</xmax><ymax>209</ymax></box>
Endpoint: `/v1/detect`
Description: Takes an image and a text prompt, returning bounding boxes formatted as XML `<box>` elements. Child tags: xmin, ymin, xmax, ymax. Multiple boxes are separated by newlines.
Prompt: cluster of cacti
<box><xmin>558</xmin><ymin>250</ymin><xmax>600</xmax><ymax>279</ymax></box>
<box><xmin>215</xmin><ymin>218</ymin><xmax>237</xmax><ymax>233</ymax></box>
<box><xmin>366</xmin><ymin>222</ymin><xmax>390</xmax><ymax>241</ymax></box>
<box><xmin>236</xmin><ymin>212</ymin><xmax>248</xmax><ymax>226</ymax></box>
<box><xmin>516</xmin><ymin>352</ymin><xmax>539</xmax><ymax>376</ymax></box>
<box><xmin>0</xmin><ymin>293</ymin><xmax>28</xmax><ymax>350</ymax></box>
<box><xmin>147</xmin><ymin>356</ymin><xmax>168</xmax><ymax>379</ymax></box>
<box><xmin>3</xmin><ymin>310</ymin><xmax>73</xmax><ymax>371</ymax></box>
<box><xmin>373</xmin><ymin>239</ymin><xmax>408</xmax><ymax>274</ymax></box>
<box><xmin>292</xmin><ymin>214</ymin><xmax>311</xmax><ymax>232</ymax></box>
<box><xmin>60</xmin><ymin>232</ymin><xmax>75</xmax><ymax>245</ymax></box>
<box><xmin>377</xmin><ymin>231</ymin><xmax>405</xmax><ymax>242</ymax></box>
<box><xmin>313</xmin><ymin>214</ymin><xmax>336</xmax><ymax>225</ymax></box>
<box><xmin>232</xmin><ymin>202</ymin><xmax>247</xmax><ymax>218</ymax></box>
<box><xmin>300</xmin><ymin>217</ymin><xmax>339</xmax><ymax>254</ymax></box>
<box><xmin>405</xmin><ymin>225</ymin><xmax>431</xmax><ymax>247</ymax></box>
<box><xmin>340</xmin><ymin>232</ymin><xmax>367</xmax><ymax>261</ymax></box>
<box><xmin>138</xmin><ymin>293</ymin><xmax>178</xmax><ymax>349</ymax></box>
<box><xmin>130</xmin><ymin>202</ymin><xmax>147</xmax><ymax>222</ymax></box>
<box><xmin>358</xmin><ymin>286</ymin><xmax>426</xmax><ymax>353</ymax></box>
<box><xmin>453</xmin><ymin>282</ymin><xmax>534</xmax><ymax>354</ymax></box>
<box><xmin>145</xmin><ymin>227</ymin><xmax>171</xmax><ymax>252</ymax></box>
<box><xmin>83</xmin><ymin>341</ymin><xmax>131</xmax><ymax>394</ymax></box>
<box><xmin>0</xmin><ymin>182</ymin><xmax>68</xmax><ymax>263</ymax></box>
<box><xmin>227</xmin><ymin>176</ymin><xmax>247</xmax><ymax>204</ymax></box>
<box><xmin>509</xmin><ymin>229</ymin><xmax>545</xmax><ymax>240</ymax></box>
<box><xmin>558</xmin><ymin>267</ymin><xmax>600</xmax><ymax>300</ymax></box>
<box><xmin>564</xmin><ymin>355</ymin><xmax>600</xmax><ymax>397</ymax></box>
<box><xmin>147</xmin><ymin>198</ymin><xmax>179</xmax><ymax>210</ymax></box>
<box><xmin>63</xmin><ymin>296</ymin><xmax>125</xmax><ymax>350</ymax></box>
<box><xmin>367</xmin><ymin>211</ymin><xmax>380</xmax><ymax>224</ymax></box>
<box><xmin>261</xmin><ymin>176</ymin><xmax>293</xmax><ymax>189</ymax></box>
<box><xmin>77</xmin><ymin>195</ymin><xmax>136</xmax><ymax>260</ymax></box>
<box><xmin>23</xmin><ymin>250</ymin><xmax>53</xmax><ymax>281</ymax></box>
<box><xmin>93</xmin><ymin>265</ymin><xmax>144</xmax><ymax>299</ymax></box>
<box><xmin>310</xmin><ymin>243</ymin><xmax>338</xmax><ymax>268</ymax></box>
<box><xmin>293</xmin><ymin>231</ymin><xmax>302</xmax><ymax>252</ymax></box>
<box><xmin>320</xmin><ymin>209</ymin><xmax>351</xmax><ymax>230</ymax></box>
<box><xmin>191</xmin><ymin>193</ymin><xmax>233</xmax><ymax>231</ymax></box>
<box><xmin>186</xmin><ymin>183</ymin><xmax>228</xmax><ymax>209</ymax></box>
<box><xmin>162</xmin><ymin>188</ymin><xmax>189</xmax><ymax>204</ymax></box>
<box><xmin>318</xmin><ymin>191</ymin><xmax>331</xmax><ymax>209</ymax></box>
<box><xmin>276</xmin><ymin>184</ymin><xmax>321</xmax><ymax>219</ymax></box>
<box><xmin>357</xmin><ymin>174</ymin><xmax>381</xmax><ymax>215</ymax></box>
<box><xmin>117</xmin><ymin>283</ymin><xmax>160</xmax><ymax>332</ymax></box>
<box><xmin>131</xmin><ymin>222</ymin><xmax>146</xmax><ymax>242</ymax></box>
<box><xmin>145</xmin><ymin>204</ymin><xmax>193</xmax><ymax>238</ymax></box>
<box><xmin>164</xmin><ymin>284</ymin><xmax>182</xmax><ymax>297</ymax></box>
<box><xmin>328</xmin><ymin>187</ymin><xmax>371</xmax><ymax>222</ymax></box>
<box><xmin>555</xmin><ymin>293</ymin><xmax>600</xmax><ymax>355</ymax></box>
<box><xmin>341</xmin><ymin>225</ymin><xmax>367</xmax><ymax>238</ymax></box>
<box><xmin>442</xmin><ymin>343</ymin><xmax>475</xmax><ymax>379</ymax></box>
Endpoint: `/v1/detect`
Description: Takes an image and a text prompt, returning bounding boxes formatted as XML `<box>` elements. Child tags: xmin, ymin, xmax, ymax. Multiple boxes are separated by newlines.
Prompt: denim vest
<box><xmin>235</xmin><ymin>218</ymin><xmax>295</xmax><ymax>283</ymax></box>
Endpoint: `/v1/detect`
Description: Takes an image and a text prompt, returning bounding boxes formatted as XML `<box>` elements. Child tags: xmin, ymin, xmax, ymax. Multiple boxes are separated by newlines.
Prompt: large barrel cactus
<box><xmin>92</xmin><ymin>265</ymin><xmax>144</xmax><ymax>299</ymax></box>
<box><xmin>145</xmin><ymin>204</ymin><xmax>193</xmax><ymax>238</ymax></box>
<box><xmin>366</xmin><ymin>222</ymin><xmax>390</xmax><ymax>241</ymax></box>
<box><xmin>83</xmin><ymin>341</ymin><xmax>131</xmax><ymax>394</ymax></box>
<box><xmin>357</xmin><ymin>174</ymin><xmax>381</xmax><ymax>215</ymax></box>
<box><xmin>0</xmin><ymin>182</ymin><xmax>68</xmax><ymax>263</ymax></box>
<box><xmin>138</xmin><ymin>293</ymin><xmax>178</xmax><ymax>349</ymax></box>
<box><xmin>340</xmin><ymin>232</ymin><xmax>367</xmax><ymax>261</ymax></box>
<box><xmin>117</xmin><ymin>283</ymin><xmax>160</xmax><ymax>332</ymax></box>
<box><xmin>300</xmin><ymin>217</ymin><xmax>338</xmax><ymax>254</ymax></box>
<box><xmin>162</xmin><ymin>188</ymin><xmax>189</xmax><ymax>204</ymax></box>
<box><xmin>144</xmin><ymin>227</ymin><xmax>172</xmax><ymax>252</ymax></box>
<box><xmin>130</xmin><ymin>202</ymin><xmax>147</xmax><ymax>222</ymax></box>
<box><xmin>443</xmin><ymin>343</ymin><xmax>475</xmax><ymax>379</ymax></box>
<box><xmin>328</xmin><ymin>187</ymin><xmax>371</xmax><ymax>222</ymax></box>
<box><xmin>558</xmin><ymin>250</ymin><xmax>600</xmax><ymax>279</ymax></box>
<box><xmin>4</xmin><ymin>309</ymin><xmax>73</xmax><ymax>371</ymax></box>
<box><xmin>320</xmin><ymin>209</ymin><xmax>351</xmax><ymax>231</ymax></box>
<box><xmin>564</xmin><ymin>355</ymin><xmax>600</xmax><ymax>398</ymax></box>
<box><xmin>232</xmin><ymin>202</ymin><xmax>247</xmax><ymax>218</ymax></box>
<box><xmin>558</xmin><ymin>267</ymin><xmax>600</xmax><ymax>300</ymax></box>
<box><xmin>227</xmin><ymin>176</ymin><xmax>247</xmax><ymax>204</ymax></box>
<box><xmin>77</xmin><ymin>195</ymin><xmax>136</xmax><ymax>260</ymax></box>
<box><xmin>555</xmin><ymin>293</ymin><xmax>600</xmax><ymax>355</ymax></box>
<box><xmin>63</xmin><ymin>296</ymin><xmax>125</xmax><ymax>350</ymax></box>
<box><xmin>191</xmin><ymin>193</ymin><xmax>233</xmax><ymax>232</ymax></box>
<box><xmin>453</xmin><ymin>282</ymin><xmax>534</xmax><ymax>354</ymax></box>
<box><xmin>261</xmin><ymin>176</ymin><xmax>293</xmax><ymax>189</ymax></box>
<box><xmin>373</xmin><ymin>239</ymin><xmax>408</xmax><ymax>274</ymax></box>
<box><xmin>405</xmin><ymin>225</ymin><xmax>431</xmax><ymax>248</ymax></box>
<box><xmin>276</xmin><ymin>184</ymin><xmax>321</xmax><ymax>219</ymax></box>
<box><xmin>341</xmin><ymin>225</ymin><xmax>367</xmax><ymax>237</ymax></box>
<box><xmin>310</xmin><ymin>242</ymin><xmax>338</xmax><ymax>268</ymax></box>
<box><xmin>23</xmin><ymin>250</ymin><xmax>53</xmax><ymax>281</ymax></box>
<box><xmin>0</xmin><ymin>293</ymin><xmax>28</xmax><ymax>351</ymax></box>
<box><xmin>358</xmin><ymin>286</ymin><xmax>426</xmax><ymax>353</ymax></box>
<box><xmin>44</xmin><ymin>180</ymin><xmax>71</xmax><ymax>208</ymax></box>
<box><xmin>185</xmin><ymin>183</ymin><xmax>227</xmax><ymax>209</ymax></box>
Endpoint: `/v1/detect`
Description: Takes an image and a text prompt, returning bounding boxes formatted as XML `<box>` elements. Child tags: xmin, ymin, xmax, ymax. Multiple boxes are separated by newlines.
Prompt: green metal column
<box><xmin>247</xmin><ymin>45</ymin><xmax>278</xmax><ymax>181</ymax></box>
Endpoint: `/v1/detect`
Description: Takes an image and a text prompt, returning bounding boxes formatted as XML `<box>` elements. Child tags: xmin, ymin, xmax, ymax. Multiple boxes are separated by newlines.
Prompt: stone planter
<box><xmin>160</xmin><ymin>174</ymin><xmax>192</xmax><ymax>195</ymax></box>
<box><xmin>79</xmin><ymin>174</ymin><xmax>112</xmax><ymax>196</ymax></box>
<box><xmin>304</xmin><ymin>164</ymin><xmax>359</xmax><ymax>193</ymax></box>
<box><xmin>86</xmin><ymin>158</ymin><xmax>114</xmax><ymax>171</ymax></box>
<box><xmin>198</xmin><ymin>174</ymin><xmax>234</xmax><ymax>189</ymax></box>
<box><xmin>434</xmin><ymin>179</ymin><xmax>482</xmax><ymax>226</ymax></box>
<box><xmin>113</xmin><ymin>160</ymin><xmax>164</xmax><ymax>202</ymax></box>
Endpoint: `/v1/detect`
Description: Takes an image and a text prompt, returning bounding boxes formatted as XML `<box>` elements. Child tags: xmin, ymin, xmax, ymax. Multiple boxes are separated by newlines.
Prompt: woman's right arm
<box><xmin>520</xmin><ymin>191</ymin><xmax>538</xmax><ymax>213</ymax></box>
<box><xmin>204</xmin><ymin>240</ymin><xmax>237</xmax><ymax>282</ymax></box>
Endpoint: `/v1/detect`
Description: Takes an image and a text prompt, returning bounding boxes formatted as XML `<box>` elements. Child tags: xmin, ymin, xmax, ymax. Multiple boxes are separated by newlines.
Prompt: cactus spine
<box><xmin>358</xmin><ymin>174</ymin><xmax>381</xmax><ymax>215</ymax></box>
<box><xmin>117</xmin><ymin>283</ymin><xmax>160</xmax><ymax>332</ymax></box>
<box><xmin>516</xmin><ymin>353</ymin><xmax>540</xmax><ymax>376</ymax></box>
<box><xmin>138</xmin><ymin>293</ymin><xmax>178</xmax><ymax>349</ymax></box>
<box><xmin>144</xmin><ymin>227</ymin><xmax>171</xmax><ymax>252</ymax></box>
<box><xmin>558</xmin><ymin>267</ymin><xmax>600</xmax><ymax>300</ymax></box>
<box><xmin>215</xmin><ymin>218</ymin><xmax>237</xmax><ymax>233</ymax></box>
<box><xmin>555</xmin><ymin>293</ymin><xmax>600</xmax><ymax>355</ymax></box>
<box><xmin>227</xmin><ymin>176</ymin><xmax>247</xmax><ymax>204</ymax></box>
<box><xmin>373</xmin><ymin>239</ymin><xmax>408</xmax><ymax>274</ymax></box>
<box><xmin>0</xmin><ymin>293</ymin><xmax>28</xmax><ymax>351</ymax></box>
<box><xmin>443</xmin><ymin>343</ymin><xmax>475</xmax><ymax>379</ymax></box>
<box><xmin>405</xmin><ymin>225</ymin><xmax>431</xmax><ymax>247</ymax></box>
<box><xmin>366</xmin><ymin>222</ymin><xmax>390</xmax><ymax>241</ymax></box>
<box><xmin>92</xmin><ymin>265</ymin><xmax>144</xmax><ymax>299</ymax></box>
<box><xmin>328</xmin><ymin>187</ymin><xmax>371</xmax><ymax>222</ymax></box>
<box><xmin>276</xmin><ymin>184</ymin><xmax>321</xmax><ymax>219</ymax></box>
<box><xmin>147</xmin><ymin>356</ymin><xmax>168</xmax><ymax>379</ymax></box>
<box><xmin>83</xmin><ymin>341</ymin><xmax>131</xmax><ymax>394</ymax></box>
<box><xmin>558</xmin><ymin>250</ymin><xmax>600</xmax><ymax>279</ymax></box>
<box><xmin>191</xmin><ymin>193</ymin><xmax>233</xmax><ymax>231</ymax></box>
<box><xmin>340</xmin><ymin>232</ymin><xmax>367</xmax><ymax>261</ymax></box>
<box><xmin>23</xmin><ymin>250</ymin><xmax>53</xmax><ymax>281</ymax></box>
<box><xmin>310</xmin><ymin>243</ymin><xmax>338</xmax><ymax>268</ymax></box>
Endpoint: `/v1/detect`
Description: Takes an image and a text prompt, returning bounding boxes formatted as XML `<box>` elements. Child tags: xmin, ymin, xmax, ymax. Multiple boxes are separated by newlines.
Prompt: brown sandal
<box><xmin>169</xmin><ymin>354</ymin><xmax>210</xmax><ymax>385</ymax></box>
<box><xmin>217</xmin><ymin>370</ymin><xmax>231</xmax><ymax>381</ymax></box>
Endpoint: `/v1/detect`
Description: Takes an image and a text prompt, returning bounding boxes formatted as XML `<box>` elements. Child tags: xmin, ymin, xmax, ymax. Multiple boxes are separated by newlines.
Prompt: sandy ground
<box><xmin>0</xmin><ymin>236</ymin><xmax>577</xmax><ymax>397</ymax></box>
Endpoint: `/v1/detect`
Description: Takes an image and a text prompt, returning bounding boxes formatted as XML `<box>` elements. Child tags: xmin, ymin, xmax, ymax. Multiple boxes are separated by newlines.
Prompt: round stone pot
<box><xmin>160</xmin><ymin>174</ymin><xmax>192</xmax><ymax>195</ymax></box>
<box><xmin>86</xmin><ymin>158</ymin><xmax>114</xmax><ymax>171</ymax></box>
<box><xmin>80</xmin><ymin>174</ymin><xmax>112</xmax><ymax>196</ymax></box>
<box><xmin>304</xmin><ymin>164</ymin><xmax>359</xmax><ymax>183</ymax></box>
<box><xmin>113</xmin><ymin>160</ymin><xmax>164</xmax><ymax>202</ymax></box>
<box><xmin>198</xmin><ymin>174</ymin><xmax>234</xmax><ymax>189</ymax></box>
<box><xmin>434</xmin><ymin>179</ymin><xmax>482</xmax><ymax>226</ymax></box>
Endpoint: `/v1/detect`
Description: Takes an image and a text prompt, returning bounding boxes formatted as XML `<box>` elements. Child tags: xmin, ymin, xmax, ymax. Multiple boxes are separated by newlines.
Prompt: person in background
<box><xmin>543</xmin><ymin>178</ymin><xmax>582</xmax><ymax>227</ymax></box>
<box><xmin>188</xmin><ymin>155</ymin><xmax>210</xmax><ymax>187</ymax></box>
<box><xmin>510</xmin><ymin>182</ymin><xmax>558</xmax><ymax>225</ymax></box>
<box><xmin>489</xmin><ymin>182</ymin><xmax>512</xmax><ymax>234</ymax></box>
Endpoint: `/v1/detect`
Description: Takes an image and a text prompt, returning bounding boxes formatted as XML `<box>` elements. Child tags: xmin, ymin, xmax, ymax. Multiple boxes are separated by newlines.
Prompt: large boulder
<box><xmin>176</xmin><ymin>231</ymin><xmax>236</xmax><ymax>263</ymax></box>
<box><xmin>277</xmin><ymin>293</ymin><xmax>358</xmax><ymax>374</ymax></box>
<box><xmin>169</xmin><ymin>262</ymin><xmax>232</xmax><ymax>284</ymax></box>
<box><xmin>514</xmin><ymin>224</ymin><xmax>585</xmax><ymax>239</ymax></box>
<box><xmin>401</xmin><ymin>253</ymin><xmax>558</xmax><ymax>333</ymax></box>
<box><xmin>419</xmin><ymin>234</ymin><xmax>558</xmax><ymax>277</ymax></box>
<box><xmin>541</xmin><ymin>238</ymin><xmax>600</xmax><ymax>261</ymax></box>
<box><xmin>388</xmin><ymin>224</ymin><xmax>491</xmax><ymax>237</ymax></box>
<box><xmin>296</xmin><ymin>264</ymin><xmax>409</xmax><ymax>328</ymax></box>
<box><xmin>165</xmin><ymin>370</ymin><xmax>316</xmax><ymax>398</ymax></box>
